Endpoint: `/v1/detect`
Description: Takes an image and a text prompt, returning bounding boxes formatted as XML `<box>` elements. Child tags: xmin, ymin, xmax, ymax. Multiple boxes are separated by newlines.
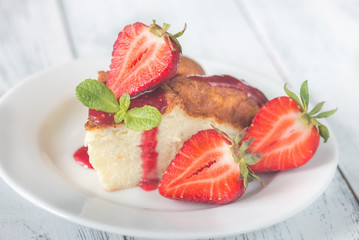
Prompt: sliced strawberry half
<box><xmin>244</xmin><ymin>81</ymin><xmax>337</xmax><ymax>172</ymax></box>
<box><xmin>107</xmin><ymin>21</ymin><xmax>186</xmax><ymax>98</ymax></box>
<box><xmin>159</xmin><ymin>128</ymin><xmax>263</xmax><ymax>205</ymax></box>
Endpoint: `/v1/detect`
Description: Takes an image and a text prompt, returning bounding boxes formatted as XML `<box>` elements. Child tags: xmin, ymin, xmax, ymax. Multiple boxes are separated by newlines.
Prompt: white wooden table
<box><xmin>1</xmin><ymin>0</ymin><xmax>358</xmax><ymax>239</ymax></box>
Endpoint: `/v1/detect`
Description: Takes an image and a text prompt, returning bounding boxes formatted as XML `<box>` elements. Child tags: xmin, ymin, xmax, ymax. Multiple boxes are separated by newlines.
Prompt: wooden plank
<box><xmin>241</xmin><ymin>170</ymin><xmax>359</xmax><ymax>240</ymax></box>
<box><xmin>0</xmin><ymin>0</ymin><xmax>73</xmax><ymax>97</ymax></box>
<box><xmin>237</xmin><ymin>0</ymin><xmax>359</xmax><ymax>198</ymax></box>
<box><xmin>0</xmin><ymin>180</ymin><xmax>125</xmax><ymax>240</ymax></box>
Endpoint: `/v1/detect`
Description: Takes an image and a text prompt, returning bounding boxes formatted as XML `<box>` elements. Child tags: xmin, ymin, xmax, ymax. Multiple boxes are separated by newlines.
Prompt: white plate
<box><xmin>0</xmin><ymin>58</ymin><xmax>338</xmax><ymax>239</ymax></box>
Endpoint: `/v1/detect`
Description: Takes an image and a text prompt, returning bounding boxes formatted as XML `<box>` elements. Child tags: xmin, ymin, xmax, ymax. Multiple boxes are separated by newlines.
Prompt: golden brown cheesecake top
<box><xmin>164</xmin><ymin>75</ymin><xmax>267</xmax><ymax>130</ymax></box>
<box><xmin>175</xmin><ymin>56</ymin><xmax>206</xmax><ymax>76</ymax></box>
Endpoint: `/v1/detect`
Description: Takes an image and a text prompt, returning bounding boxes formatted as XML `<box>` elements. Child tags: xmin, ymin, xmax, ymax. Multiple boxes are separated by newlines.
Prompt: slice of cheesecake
<box><xmin>84</xmin><ymin>59</ymin><xmax>267</xmax><ymax>191</ymax></box>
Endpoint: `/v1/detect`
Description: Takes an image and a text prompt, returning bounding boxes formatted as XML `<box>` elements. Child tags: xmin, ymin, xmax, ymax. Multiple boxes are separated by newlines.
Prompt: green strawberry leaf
<box><xmin>240</xmin><ymin>160</ymin><xmax>249</xmax><ymax>179</ymax></box>
<box><xmin>238</xmin><ymin>158</ymin><xmax>264</xmax><ymax>188</ymax></box>
<box><xmin>125</xmin><ymin>105</ymin><xmax>162</xmax><ymax>131</ymax></box>
<box><xmin>239</xmin><ymin>158</ymin><xmax>249</xmax><ymax>187</ymax></box>
<box><xmin>234</xmin><ymin>134</ymin><xmax>241</xmax><ymax>146</ymax></box>
<box><xmin>243</xmin><ymin>153</ymin><xmax>262</xmax><ymax>165</ymax></box>
<box><xmin>248</xmin><ymin>168</ymin><xmax>265</xmax><ymax>186</ymax></box>
<box><xmin>239</xmin><ymin>138</ymin><xmax>254</xmax><ymax>153</ymax></box>
<box><xmin>318</xmin><ymin>124</ymin><xmax>330</xmax><ymax>142</ymax></box>
<box><xmin>308</xmin><ymin>101</ymin><xmax>325</xmax><ymax>116</ymax></box>
<box><xmin>311</xmin><ymin>118</ymin><xmax>322</xmax><ymax>126</ymax></box>
<box><xmin>230</xmin><ymin>146</ymin><xmax>241</xmax><ymax>163</ymax></box>
<box><xmin>284</xmin><ymin>83</ymin><xmax>303</xmax><ymax>111</ymax></box>
<box><xmin>171</xmin><ymin>23</ymin><xmax>187</xmax><ymax>38</ymax></box>
<box><xmin>300</xmin><ymin>80</ymin><xmax>309</xmax><ymax>111</ymax></box>
<box><xmin>211</xmin><ymin>125</ymin><xmax>233</xmax><ymax>143</ymax></box>
<box><xmin>314</xmin><ymin>108</ymin><xmax>338</xmax><ymax>118</ymax></box>
<box><xmin>76</xmin><ymin>79</ymin><xmax>121</xmax><ymax>113</ymax></box>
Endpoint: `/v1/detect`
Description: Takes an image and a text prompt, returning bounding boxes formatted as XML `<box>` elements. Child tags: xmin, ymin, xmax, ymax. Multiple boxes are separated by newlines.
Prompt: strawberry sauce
<box><xmin>188</xmin><ymin>75</ymin><xmax>268</xmax><ymax>107</ymax></box>
<box><xmin>73</xmin><ymin>146</ymin><xmax>94</xmax><ymax>169</ymax></box>
<box><xmin>131</xmin><ymin>87</ymin><xmax>167</xmax><ymax>191</ymax></box>
<box><xmin>88</xmin><ymin>109</ymin><xmax>115</xmax><ymax>125</ymax></box>
<box><xmin>130</xmin><ymin>86</ymin><xmax>167</xmax><ymax>113</ymax></box>
<box><xmin>139</xmin><ymin>127</ymin><xmax>160</xmax><ymax>191</ymax></box>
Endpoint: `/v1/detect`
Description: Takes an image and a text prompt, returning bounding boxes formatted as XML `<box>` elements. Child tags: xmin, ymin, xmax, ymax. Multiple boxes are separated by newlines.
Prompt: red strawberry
<box><xmin>244</xmin><ymin>81</ymin><xmax>337</xmax><ymax>172</ymax></box>
<box><xmin>107</xmin><ymin>21</ymin><xmax>186</xmax><ymax>98</ymax></box>
<box><xmin>159</xmin><ymin>128</ymin><xmax>263</xmax><ymax>205</ymax></box>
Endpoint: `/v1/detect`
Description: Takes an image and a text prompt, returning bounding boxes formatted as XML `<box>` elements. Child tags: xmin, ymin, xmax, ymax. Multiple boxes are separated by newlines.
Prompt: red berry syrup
<box><xmin>73</xmin><ymin>146</ymin><xmax>93</xmax><ymax>169</ymax></box>
<box><xmin>139</xmin><ymin>127</ymin><xmax>160</xmax><ymax>191</ymax></box>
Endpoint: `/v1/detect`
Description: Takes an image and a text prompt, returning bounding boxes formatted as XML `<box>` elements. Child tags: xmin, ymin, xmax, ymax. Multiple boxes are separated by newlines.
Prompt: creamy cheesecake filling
<box><xmin>85</xmin><ymin>106</ymin><xmax>241</xmax><ymax>191</ymax></box>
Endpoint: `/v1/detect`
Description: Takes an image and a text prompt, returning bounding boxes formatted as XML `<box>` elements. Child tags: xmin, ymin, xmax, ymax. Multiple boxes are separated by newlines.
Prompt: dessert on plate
<box><xmin>75</xmin><ymin>21</ymin><xmax>267</xmax><ymax>192</ymax></box>
<box><xmin>84</xmin><ymin>61</ymin><xmax>267</xmax><ymax>191</ymax></box>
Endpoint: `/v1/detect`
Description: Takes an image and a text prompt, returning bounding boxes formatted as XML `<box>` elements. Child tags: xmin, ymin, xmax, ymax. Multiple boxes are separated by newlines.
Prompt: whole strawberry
<box><xmin>107</xmin><ymin>20</ymin><xmax>186</xmax><ymax>98</ymax></box>
<box><xmin>159</xmin><ymin>128</ymin><xmax>263</xmax><ymax>205</ymax></box>
<box><xmin>244</xmin><ymin>81</ymin><xmax>337</xmax><ymax>172</ymax></box>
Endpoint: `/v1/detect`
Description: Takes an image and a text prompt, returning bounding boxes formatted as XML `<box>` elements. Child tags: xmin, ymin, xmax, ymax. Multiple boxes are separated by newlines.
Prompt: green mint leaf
<box><xmin>124</xmin><ymin>105</ymin><xmax>162</xmax><ymax>131</ymax></box>
<box><xmin>300</xmin><ymin>80</ymin><xmax>309</xmax><ymax>111</ymax></box>
<box><xmin>284</xmin><ymin>83</ymin><xmax>303</xmax><ymax>111</ymax></box>
<box><xmin>119</xmin><ymin>93</ymin><xmax>131</xmax><ymax>112</ymax></box>
<box><xmin>114</xmin><ymin>110</ymin><xmax>126</xmax><ymax>123</ymax></box>
<box><xmin>76</xmin><ymin>79</ymin><xmax>120</xmax><ymax>113</ymax></box>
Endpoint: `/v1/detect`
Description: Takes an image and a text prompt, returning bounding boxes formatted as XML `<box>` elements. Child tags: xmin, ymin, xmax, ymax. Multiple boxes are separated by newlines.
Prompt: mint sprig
<box><xmin>76</xmin><ymin>79</ymin><xmax>162</xmax><ymax>131</ymax></box>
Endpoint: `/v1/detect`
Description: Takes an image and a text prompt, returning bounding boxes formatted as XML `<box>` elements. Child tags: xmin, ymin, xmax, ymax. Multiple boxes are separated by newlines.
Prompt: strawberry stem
<box><xmin>285</xmin><ymin>81</ymin><xmax>337</xmax><ymax>142</ymax></box>
<box><xmin>161</xmin><ymin>23</ymin><xmax>171</xmax><ymax>34</ymax></box>
<box><xmin>300</xmin><ymin>113</ymin><xmax>312</xmax><ymax>127</ymax></box>
<box><xmin>149</xmin><ymin>20</ymin><xmax>186</xmax><ymax>53</ymax></box>
<box><xmin>211</xmin><ymin>125</ymin><xmax>264</xmax><ymax>187</ymax></box>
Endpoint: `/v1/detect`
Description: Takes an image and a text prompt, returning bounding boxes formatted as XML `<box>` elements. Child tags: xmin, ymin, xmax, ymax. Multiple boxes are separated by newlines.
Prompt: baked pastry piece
<box><xmin>84</xmin><ymin>58</ymin><xmax>267</xmax><ymax>191</ymax></box>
